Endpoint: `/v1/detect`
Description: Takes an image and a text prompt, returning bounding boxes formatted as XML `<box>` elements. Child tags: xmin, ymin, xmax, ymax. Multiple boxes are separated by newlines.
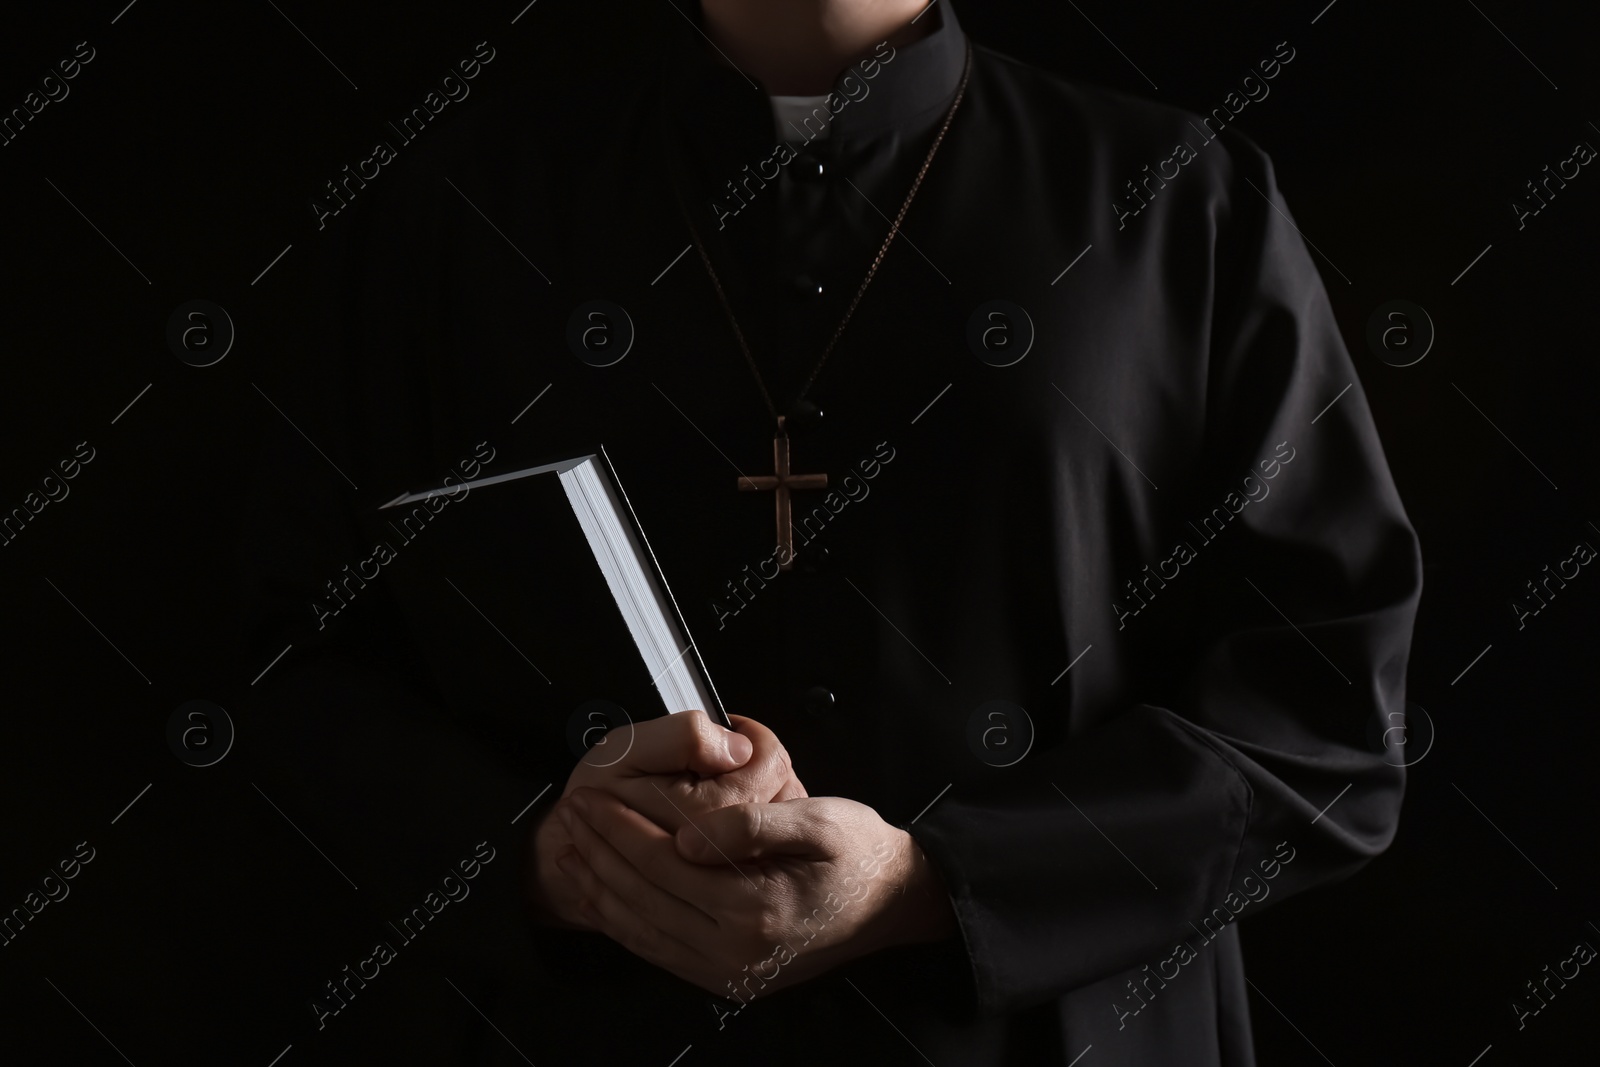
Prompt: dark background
<box><xmin>1</xmin><ymin>1</ymin><xmax>1596</xmax><ymax>1063</ymax></box>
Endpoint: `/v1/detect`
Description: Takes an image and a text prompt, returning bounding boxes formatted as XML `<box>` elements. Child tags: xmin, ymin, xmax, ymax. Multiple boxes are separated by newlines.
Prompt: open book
<box><xmin>380</xmin><ymin>449</ymin><xmax>727</xmax><ymax>727</ymax></box>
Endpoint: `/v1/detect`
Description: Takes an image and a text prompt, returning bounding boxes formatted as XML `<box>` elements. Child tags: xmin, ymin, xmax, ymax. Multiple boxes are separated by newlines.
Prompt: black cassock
<box><xmin>240</xmin><ymin>3</ymin><xmax>1420</xmax><ymax>1064</ymax></box>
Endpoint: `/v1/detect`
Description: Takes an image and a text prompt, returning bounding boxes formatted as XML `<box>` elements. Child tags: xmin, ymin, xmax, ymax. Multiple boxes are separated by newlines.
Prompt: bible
<box><xmin>377</xmin><ymin>447</ymin><xmax>729</xmax><ymax>729</ymax></box>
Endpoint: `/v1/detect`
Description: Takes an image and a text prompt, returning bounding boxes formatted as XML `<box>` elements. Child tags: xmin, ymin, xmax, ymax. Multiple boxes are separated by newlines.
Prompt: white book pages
<box><xmin>558</xmin><ymin>457</ymin><xmax>713</xmax><ymax>715</ymax></box>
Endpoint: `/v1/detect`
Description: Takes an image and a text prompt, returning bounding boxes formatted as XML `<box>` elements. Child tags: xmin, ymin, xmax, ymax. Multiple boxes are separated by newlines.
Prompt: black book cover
<box><xmin>361</xmin><ymin>450</ymin><xmax>723</xmax><ymax>750</ymax></box>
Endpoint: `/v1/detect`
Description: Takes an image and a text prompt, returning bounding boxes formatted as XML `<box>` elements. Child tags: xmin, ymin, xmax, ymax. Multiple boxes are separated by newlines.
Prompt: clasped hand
<box><xmin>526</xmin><ymin>710</ymin><xmax>955</xmax><ymax>996</ymax></box>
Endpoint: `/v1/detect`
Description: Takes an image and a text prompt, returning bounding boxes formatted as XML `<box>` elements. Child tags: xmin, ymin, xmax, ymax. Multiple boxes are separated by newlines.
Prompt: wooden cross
<box><xmin>737</xmin><ymin>416</ymin><xmax>827</xmax><ymax>570</ymax></box>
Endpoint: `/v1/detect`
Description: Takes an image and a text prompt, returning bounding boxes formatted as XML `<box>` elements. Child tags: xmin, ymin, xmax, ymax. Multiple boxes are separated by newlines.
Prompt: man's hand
<box><xmin>554</xmin><ymin>788</ymin><xmax>958</xmax><ymax>995</ymax></box>
<box><xmin>526</xmin><ymin>710</ymin><xmax>806</xmax><ymax>929</ymax></box>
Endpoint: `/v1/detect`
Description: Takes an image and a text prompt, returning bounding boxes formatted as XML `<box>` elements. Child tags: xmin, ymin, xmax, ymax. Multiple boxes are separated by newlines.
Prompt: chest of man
<box><xmin>356</xmin><ymin>82</ymin><xmax>1212</xmax><ymax>812</ymax></box>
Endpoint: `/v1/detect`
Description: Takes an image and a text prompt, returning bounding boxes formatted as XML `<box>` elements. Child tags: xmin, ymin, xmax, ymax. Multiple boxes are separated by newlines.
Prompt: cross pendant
<box><xmin>737</xmin><ymin>415</ymin><xmax>828</xmax><ymax>571</ymax></box>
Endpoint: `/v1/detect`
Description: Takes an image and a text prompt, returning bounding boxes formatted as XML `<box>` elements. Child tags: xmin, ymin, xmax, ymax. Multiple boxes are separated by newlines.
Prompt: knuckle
<box><xmin>746</xmin><ymin>892</ymin><xmax>785</xmax><ymax>944</ymax></box>
<box><xmin>748</xmin><ymin>740</ymin><xmax>784</xmax><ymax>776</ymax></box>
<box><xmin>740</xmin><ymin>875</ymin><xmax>772</xmax><ymax>917</ymax></box>
<box><xmin>671</xmin><ymin>708</ymin><xmax>707</xmax><ymax>753</ymax></box>
<box><xmin>748</xmin><ymin>743</ymin><xmax>795</xmax><ymax>798</ymax></box>
<box><xmin>691</xmin><ymin>712</ymin><xmax>723</xmax><ymax>757</ymax></box>
<box><xmin>770</xmin><ymin>746</ymin><xmax>794</xmax><ymax>786</ymax></box>
<box><xmin>735</xmin><ymin>804</ymin><xmax>764</xmax><ymax>846</ymax></box>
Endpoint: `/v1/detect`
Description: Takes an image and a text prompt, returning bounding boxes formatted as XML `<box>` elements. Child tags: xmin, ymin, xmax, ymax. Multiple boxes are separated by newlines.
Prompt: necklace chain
<box><xmin>676</xmin><ymin>40</ymin><xmax>974</xmax><ymax>425</ymax></box>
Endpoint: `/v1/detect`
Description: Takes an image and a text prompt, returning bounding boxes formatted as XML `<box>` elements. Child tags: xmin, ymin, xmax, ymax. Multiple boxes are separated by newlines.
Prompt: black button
<box><xmin>791</xmin><ymin>274</ymin><xmax>823</xmax><ymax>296</ymax></box>
<box><xmin>797</xmin><ymin>157</ymin><xmax>826</xmax><ymax>180</ymax></box>
<box><xmin>802</xmin><ymin>685</ymin><xmax>835</xmax><ymax>715</ymax></box>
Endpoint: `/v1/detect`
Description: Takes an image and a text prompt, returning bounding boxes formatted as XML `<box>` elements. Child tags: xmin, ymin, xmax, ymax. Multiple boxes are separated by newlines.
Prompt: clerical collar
<box><xmin>768</xmin><ymin>94</ymin><xmax>834</xmax><ymax>141</ymax></box>
<box><xmin>660</xmin><ymin>0</ymin><xmax>969</xmax><ymax>148</ymax></box>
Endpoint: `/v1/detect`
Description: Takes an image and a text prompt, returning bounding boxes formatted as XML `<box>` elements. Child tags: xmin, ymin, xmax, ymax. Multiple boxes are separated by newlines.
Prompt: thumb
<box><xmin>675</xmin><ymin>800</ymin><xmax>831</xmax><ymax>865</ymax></box>
<box><xmin>620</xmin><ymin>709</ymin><xmax>753</xmax><ymax>778</ymax></box>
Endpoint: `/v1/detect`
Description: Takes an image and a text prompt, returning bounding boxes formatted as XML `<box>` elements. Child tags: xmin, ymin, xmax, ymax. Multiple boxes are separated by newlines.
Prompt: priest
<box><xmin>239</xmin><ymin>1</ymin><xmax>1421</xmax><ymax>1063</ymax></box>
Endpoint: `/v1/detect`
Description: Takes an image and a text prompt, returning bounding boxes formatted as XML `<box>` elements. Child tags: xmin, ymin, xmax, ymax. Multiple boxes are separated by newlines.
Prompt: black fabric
<box><xmin>237</xmin><ymin>3</ymin><xmax>1420</xmax><ymax>1062</ymax></box>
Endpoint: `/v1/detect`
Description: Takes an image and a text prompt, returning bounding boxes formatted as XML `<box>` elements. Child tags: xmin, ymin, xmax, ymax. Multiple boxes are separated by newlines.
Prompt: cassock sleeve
<box><xmin>905</xmin><ymin>131</ymin><xmax>1422</xmax><ymax>1014</ymax></box>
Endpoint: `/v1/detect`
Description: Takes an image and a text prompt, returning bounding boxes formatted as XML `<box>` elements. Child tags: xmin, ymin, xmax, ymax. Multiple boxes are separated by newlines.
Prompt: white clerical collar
<box><xmin>769</xmin><ymin>94</ymin><xmax>833</xmax><ymax>142</ymax></box>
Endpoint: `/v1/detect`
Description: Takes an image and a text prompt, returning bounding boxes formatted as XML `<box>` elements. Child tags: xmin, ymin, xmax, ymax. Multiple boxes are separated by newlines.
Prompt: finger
<box><xmin>720</xmin><ymin>716</ymin><xmax>809</xmax><ymax>803</ymax></box>
<box><xmin>604</xmin><ymin>754</ymin><xmax>800</xmax><ymax>837</ymax></box>
<box><xmin>563</xmin><ymin>854</ymin><xmax>716</xmax><ymax>985</ymax></box>
<box><xmin>568</xmin><ymin>787</ymin><xmax>753</xmax><ymax>903</ymax></box>
<box><xmin>601</xmin><ymin>709</ymin><xmax>753</xmax><ymax>778</ymax></box>
<box><xmin>676</xmin><ymin>799</ymin><xmax>835</xmax><ymax>865</ymax></box>
<box><xmin>559</xmin><ymin>803</ymin><xmax>718</xmax><ymax>936</ymax></box>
